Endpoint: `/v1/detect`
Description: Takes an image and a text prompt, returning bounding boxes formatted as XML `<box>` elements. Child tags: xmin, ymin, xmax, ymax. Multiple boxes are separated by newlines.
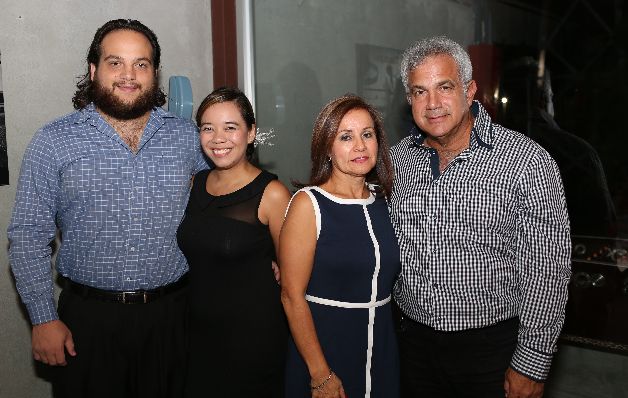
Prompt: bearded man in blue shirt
<box><xmin>8</xmin><ymin>19</ymin><xmax>207</xmax><ymax>398</ymax></box>
<box><xmin>390</xmin><ymin>36</ymin><xmax>571</xmax><ymax>398</ymax></box>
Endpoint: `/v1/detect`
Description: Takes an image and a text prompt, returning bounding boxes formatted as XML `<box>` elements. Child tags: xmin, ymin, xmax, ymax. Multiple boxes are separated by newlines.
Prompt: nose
<box><xmin>212</xmin><ymin>129</ymin><xmax>227</xmax><ymax>143</ymax></box>
<box><xmin>354</xmin><ymin>137</ymin><xmax>367</xmax><ymax>151</ymax></box>
<box><xmin>120</xmin><ymin>64</ymin><xmax>136</xmax><ymax>81</ymax></box>
<box><xmin>426</xmin><ymin>90</ymin><xmax>441</xmax><ymax>110</ymax></box>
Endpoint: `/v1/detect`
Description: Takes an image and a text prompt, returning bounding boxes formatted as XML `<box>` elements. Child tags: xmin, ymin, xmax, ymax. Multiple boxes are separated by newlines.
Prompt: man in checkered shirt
<box><xmin>8</xmin><ymin>20</ymin><xmax>207</xmax><ymax>397</ymax></box>
<box><xmin>390</xmin><ymin>36</ymin><xmax>571</xmax><ymax>398</ymax></box>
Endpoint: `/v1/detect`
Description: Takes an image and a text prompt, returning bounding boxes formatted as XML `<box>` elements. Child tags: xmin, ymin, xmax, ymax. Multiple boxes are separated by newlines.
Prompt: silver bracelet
<box><xmin>311</xmin><ymin>369</ymin><xmax>334</xmax><ymax>391</ymax></box>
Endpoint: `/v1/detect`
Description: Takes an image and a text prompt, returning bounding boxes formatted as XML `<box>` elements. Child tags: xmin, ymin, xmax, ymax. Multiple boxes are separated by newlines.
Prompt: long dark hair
<box><xmin>72</xmin><ymin>19</ymin><xmax>166</xmax><ymax>110</ymax></box>
<box><xmin>196</xmin><ymin>87</ymin><xmax>256</xmax><ymax>160</ymax></box>
<box><xmin>301</xmin><ymin>94</ymin><xmax>394</xmax><ymax>196</ymax></box>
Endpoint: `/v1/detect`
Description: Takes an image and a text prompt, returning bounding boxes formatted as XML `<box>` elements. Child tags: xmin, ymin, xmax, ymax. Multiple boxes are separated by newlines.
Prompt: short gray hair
<box><xmin>400</xmin><ymin>36</ymin><xmax>473</xmax><ymax>95</ymax></box>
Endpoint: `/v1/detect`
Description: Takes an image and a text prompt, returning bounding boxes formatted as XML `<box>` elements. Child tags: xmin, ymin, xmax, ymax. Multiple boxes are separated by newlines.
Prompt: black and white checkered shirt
<box><xmin>390</xmin><ymin>101</ymin><xmax>571</xmax><ymax>381</ymax></box>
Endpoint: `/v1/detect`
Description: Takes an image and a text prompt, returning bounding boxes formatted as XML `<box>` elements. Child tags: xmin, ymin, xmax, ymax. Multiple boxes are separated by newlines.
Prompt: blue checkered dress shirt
<box><xmin>390</xmin><ymin>101</ymin><xmax>572</xmax><ymax>382</ymax></box>
<box><xmin>8</xmin><ymin>104</ymin><xmax>208</xmax><ymax>325</ymax></box>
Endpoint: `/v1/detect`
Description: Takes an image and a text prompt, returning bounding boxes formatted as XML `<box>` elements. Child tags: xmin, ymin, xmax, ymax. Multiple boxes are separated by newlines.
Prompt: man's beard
<box><xmin>90</xmin><ymin>76</ymin><xmax>160</xmax><ymax>120</ymax></box>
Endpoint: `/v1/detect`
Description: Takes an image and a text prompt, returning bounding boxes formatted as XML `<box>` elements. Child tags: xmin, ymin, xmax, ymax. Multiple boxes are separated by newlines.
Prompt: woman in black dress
<box><xmin>177</xmin><ymin>87</ymin><xmax>291</xmax><ymax>397</ymax></box>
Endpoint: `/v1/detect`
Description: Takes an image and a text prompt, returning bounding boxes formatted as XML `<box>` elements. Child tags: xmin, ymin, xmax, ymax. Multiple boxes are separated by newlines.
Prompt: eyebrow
<box><xmin>339</xmin><ymin>126</ymin><xmax>375</xmax><ymax>133</ymax></box>
<box><xmin>200</xmin><ymin>121</ymin><xmax>241</xmax><ymax>126</ymax></box>
<box><xmin>437</xmin><ymin>79</ymin><xmax>457</xmax><ymax>87</ymax></box>
<box><xmin>102</xmin><ymin>55</ymin><xmax>152</xmax><ymax>64</ymax></box>
<box><xmin>411</xmin><ymin>79</ymin><xmax>457</xmax><ymax>90</ymax></box>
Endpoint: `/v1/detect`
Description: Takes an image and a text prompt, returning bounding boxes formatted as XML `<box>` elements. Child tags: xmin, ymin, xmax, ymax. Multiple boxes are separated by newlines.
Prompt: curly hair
<box><xmin>400</xmin><ymin>36</ymin><xmax>473</xmax><ymax>96</ymax></box>
<box><xmin>72</xmin><ymin>19</ymin><xmax>166</xmax><ymax>110</ymax></box>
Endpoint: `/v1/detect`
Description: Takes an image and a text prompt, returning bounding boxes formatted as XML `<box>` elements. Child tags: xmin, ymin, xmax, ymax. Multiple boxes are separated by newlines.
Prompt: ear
<box><xmin>247</xmin><ymin>123</ymin><xmax>256</xmax><ymax>144</ymax></box>
<box><xmin>89</xmin><ymin>63</ymin><xmax>97</xmax><ymax>81</ymax></box>
<box><xmin>466</xmin><ymin>80</ymin><xmax>477</xmax><ymax>105</ymax></box>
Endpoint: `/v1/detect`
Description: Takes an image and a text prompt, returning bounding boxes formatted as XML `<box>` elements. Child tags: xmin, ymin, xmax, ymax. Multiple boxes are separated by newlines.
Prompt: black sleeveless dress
<box><xmin>177</xmin><ymin>169</ymin><xmax>288</xmax><ymax>398</ymax></box>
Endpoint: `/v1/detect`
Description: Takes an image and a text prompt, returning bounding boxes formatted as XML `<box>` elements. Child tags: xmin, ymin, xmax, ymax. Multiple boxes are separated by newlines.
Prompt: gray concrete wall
<box><xmin>0</xmin><ymin>1</ymin><xmax>212</xmax><ymax>396</ymax></box>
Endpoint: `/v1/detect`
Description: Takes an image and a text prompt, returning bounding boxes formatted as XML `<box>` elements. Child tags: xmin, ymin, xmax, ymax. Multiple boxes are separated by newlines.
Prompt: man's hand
<box><xmin>32</xmin><ymin>320</ymin><xmax>76</xmax><ymax>366</ymax></box>
<box><xmin>504</xmin><ymin>367</ymin><xmax>544</xmax><ymax>398</ymax></box>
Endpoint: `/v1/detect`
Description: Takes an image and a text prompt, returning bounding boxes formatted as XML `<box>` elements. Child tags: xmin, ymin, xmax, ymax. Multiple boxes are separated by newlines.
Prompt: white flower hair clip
<box><xmin>254</xmin><ymin>128</ymin><xmax>276</xmax><ymax>148</ymax></box>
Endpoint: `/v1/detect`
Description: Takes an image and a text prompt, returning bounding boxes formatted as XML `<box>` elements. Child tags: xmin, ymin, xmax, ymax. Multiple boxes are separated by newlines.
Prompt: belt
<box><xmin>400</xmin><ymin>313</ymin><xmax>519</xmax><ymax>334</ymax></box>
<box><xmin>63</xmin><ymin>274</ymin><xmax>188</xmax><ymax>304</ymax></box>
<box><xmin>305</xmin><ymin>294</ymin><xmax>391</xmax><ymax>309</ymax></box>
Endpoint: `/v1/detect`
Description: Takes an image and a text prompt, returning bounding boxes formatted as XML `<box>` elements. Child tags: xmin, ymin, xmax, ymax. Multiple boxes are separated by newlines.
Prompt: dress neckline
<box><xmin>310</xmin><ymin>186</ymin><xmax>375</xmax><ymax>205</ymax></box>
<box><xmin>193</xmin><ymin>169</ymin><xmax>277</xmax><ymax>210</ymax></box>
<box><xmin>205</xmin><ymin>170</ymin><xmax>264</xmax><ymax>199</ymax></box>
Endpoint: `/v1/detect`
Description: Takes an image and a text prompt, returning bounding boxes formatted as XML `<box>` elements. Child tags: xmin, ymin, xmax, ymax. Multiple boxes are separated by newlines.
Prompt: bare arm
<box><xmin>279</xmin><ymin>192</ymin><xmax>345</xmax><ymax>397</ymax></box>
<box><xmin>258</xmin><ymin>179</ymin><xmax>292</xmax><ymax>256</ymax></box>
<box><xmin>258</xmin><ymin>180</ymin><xmax>291</xmax><ymax>283</ymax></box>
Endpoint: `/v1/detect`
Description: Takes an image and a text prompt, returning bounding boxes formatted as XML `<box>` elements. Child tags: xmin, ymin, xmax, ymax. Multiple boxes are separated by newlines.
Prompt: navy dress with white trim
<box><xmin>284</xmin><ymin>187</ymin><xmax>400</xmax><ymax>398</ymax></box>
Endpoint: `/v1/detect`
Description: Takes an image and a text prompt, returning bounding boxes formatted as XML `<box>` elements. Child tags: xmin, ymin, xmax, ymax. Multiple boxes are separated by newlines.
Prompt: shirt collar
<box><xmin>72</xmin><ymin>103</ymin><xmax>178</xmax><ymax>152</ymax></box>
<box><xmin>410</xmin><ymin>100</ymin><xmax>494</xmax><ymax>151</ymax></box>
<box><xmin>72</xmin><ymin>103</ymin><xmax>175</xmax><ymax>125</ymax></box>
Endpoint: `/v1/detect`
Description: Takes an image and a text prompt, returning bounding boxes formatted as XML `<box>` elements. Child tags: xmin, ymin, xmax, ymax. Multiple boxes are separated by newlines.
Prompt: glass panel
<box><xmin>252</xmin><ymin>0</ymin><xmax>628</xmax><ymax>354</ymax></box>
<box><xmin>252</xmin><ymin>0</ymin><xmax>474</xmax><ymax>185</ymax></box>
<box><xmin>488</xmin><ymin>0</ymin><xmax>628</xmax><ymax>353</ymax></box>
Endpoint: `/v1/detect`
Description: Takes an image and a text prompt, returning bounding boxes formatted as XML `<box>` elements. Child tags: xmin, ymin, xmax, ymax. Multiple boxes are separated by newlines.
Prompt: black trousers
<box><xmin>396</xmin><ymin>313</ymin><xmax>518</xmax><ymax>398</ymax></box>
<box><xmin>51</xmin><ymin>286</ymin><xmax>188</xmax><ymax>398</ymax></box>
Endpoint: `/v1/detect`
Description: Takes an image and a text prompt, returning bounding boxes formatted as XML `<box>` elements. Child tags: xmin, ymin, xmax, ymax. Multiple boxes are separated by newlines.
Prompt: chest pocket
<box><xmin>145</xmin><ymin>153</ymin><xmax>194</xmax><ymax>196</ymax></box>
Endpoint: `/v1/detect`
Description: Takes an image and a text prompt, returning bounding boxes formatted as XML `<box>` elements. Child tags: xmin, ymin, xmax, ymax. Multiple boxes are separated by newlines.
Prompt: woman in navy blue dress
<box><xmin>280</xmin><ymin>95</ymin><xmax>400</xmax><ymax>398</ymax></box>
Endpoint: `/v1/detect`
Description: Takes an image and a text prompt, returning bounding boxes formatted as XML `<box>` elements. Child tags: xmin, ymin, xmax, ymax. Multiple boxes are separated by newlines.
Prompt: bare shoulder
<box><xmin>262</xmin><ymin>179</ymin><xmax>292</xmax><ymax>203</ymax></box>
<box><xmin>281</xmin><ymin>190</ymin><xmax>317</xmax><ymax>245</ymax></box>
<box><xmin>285</xmin><ymin>190</ymin><xmax>315</xmax><ymax>219</ymax></box>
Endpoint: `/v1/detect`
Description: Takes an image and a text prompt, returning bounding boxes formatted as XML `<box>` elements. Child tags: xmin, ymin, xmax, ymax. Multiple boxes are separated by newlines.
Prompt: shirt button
<box><xmin>133</xmin><ymin>217</ymin><xmax>139</xmax><ymax>222</ymax></box>
<box><xmin>129</xmin><ymin>246</ymin><xmax>136</xmax><ymax>252</ymax></box>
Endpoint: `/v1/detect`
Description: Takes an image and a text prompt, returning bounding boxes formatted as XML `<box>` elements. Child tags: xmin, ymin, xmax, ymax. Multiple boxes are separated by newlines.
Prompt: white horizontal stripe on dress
<box><xmin>305</xmin><ymin>294</ymin><xmax>391</xmax><ymax>309</ymax></box>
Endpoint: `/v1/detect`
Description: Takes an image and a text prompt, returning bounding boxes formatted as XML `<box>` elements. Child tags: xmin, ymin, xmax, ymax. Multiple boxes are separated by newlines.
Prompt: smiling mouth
<box><xmin>352</xmin><ymin>156</ymin><xmax>370</xmax><ymax>162</ymax></box>
<box><xmin>211</xmin><ymin>148</ymin><xmax>232</xmax><ymax>155</ymax></box>
<box><xmin>426</xmin><ymin>113</ymin><xmax>448</xmax><ymax>120</ymax></box>
<box><xmin>114</xmin><ymin>83</ymin><xmax>141</xmax><ymax>91</ymax></box>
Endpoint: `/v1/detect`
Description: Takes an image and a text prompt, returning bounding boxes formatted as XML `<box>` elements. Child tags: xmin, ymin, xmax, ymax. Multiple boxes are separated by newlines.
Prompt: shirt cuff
<box><xmin>510</xmin><ymin>343</ymin><xmax>554</xmax><ymax>382</ymax></box>
<box><xmin>26</xmin><ymin>297</ymin><xmax>59</xmax><ymax>325</ymax></box>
